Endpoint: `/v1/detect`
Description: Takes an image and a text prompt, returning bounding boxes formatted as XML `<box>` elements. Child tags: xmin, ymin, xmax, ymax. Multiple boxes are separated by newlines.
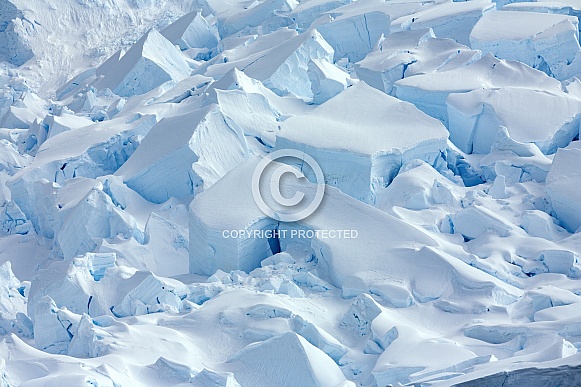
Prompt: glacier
<box><xmin>0</xmin><ymin>0</ymin><xmax>580</xmax><ymax>385</ymax></box>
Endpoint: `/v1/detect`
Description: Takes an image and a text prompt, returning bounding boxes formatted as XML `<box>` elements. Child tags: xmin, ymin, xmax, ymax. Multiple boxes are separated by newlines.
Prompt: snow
<box><xmin>545</xmin><ymin>143</ymin><xmax>581</xmax><ymax>232</ymax></box>
<box><xmin>94</xmin><ymin>28</ymin><xmax>192</xmax><ymax>97</ymax></box>
<box><xmin>393</xmin><ymin>53</ymin><xmax>563</xmax><ymax>125</ymax></box>
<box><xmin>390</xmin><ymin>0</ymin><xmax>495</xmax><ymax>47</ymax></box>
<box><xmin>446</xmin><ymin>87</ymin><xmax>581</xmax><ymax>154</ymax></box>
<box><xmin>2</xmin><ymin>0</ymin><xmax>581</xmax><ymax>385</ymax></box>
<box><xmin>227</xmin><ymin>332</ymin><xmax>350</xmax><ymax>387</ymax></box>
<box><xmin>115</xmin><ymin>104</ymin><xmax>249</xmax><ymax>203</ymax></box>
<box><xmin>276</xmin><ymin>82</ymin><xmax>449</xmax><ymax>203</ymax></box>
<box><xmin>161</xmin><ymin>11</ymin><xmax>219</xmax><ymax>53</ymax></box>
<box><xmin>355</xmin><ymin>29</ymin><xmax>482</xmax><ymax>95</ymax></box>
<box><xmin>470</xmin><ymin>10</ymin><xmax>581</xmax><ymax>80</ymax></box>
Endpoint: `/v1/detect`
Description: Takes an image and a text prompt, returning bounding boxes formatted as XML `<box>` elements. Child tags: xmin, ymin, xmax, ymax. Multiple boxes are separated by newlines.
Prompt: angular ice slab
<box><xmin>447</xmin><ymin>87</ymin><xmax>581</xmax><ymax>154</ymax></box>
<box><xmin>0</xmin><ymin>262</ymin><xmax>26</xmax><ymax>335</ymax></box>
<box><xmin>393</xmin><ymin>54</ymin><xmax>562</xmax><ymax>125</ymax></box>
<box><xmin>8</xmin><ymin>114</ymin><xmax>156</xmax><ymax>236</ymax></box>
<box><xmin>28</xmin><ymin>252</ymin><xmax>185</xmax><ymax>321</ymax></box>
<box><xmin>161</xmin><ymin>11</ymin><xmax>219</xmax><ymax>52</ymax></box>
<box><xmin>204</xmin><ymin>28</ymin><xmax>335</xmax><ymax>100</ymax></box>
<box><xmin>355</xmin><ymin>29</ymin><xmax>481</xmax><ymax>95</ymax></box>
<box><xmin>470</xmin><ymin>11</ymin><xmax>581</xmax><ymax>80</ymax></box>
<box><xmin>390</xmin><ymin>0</ymin><xmax>495</xmax><ymax>46</ymax></box>
<box><xmin>94</xmin><ymin>29</ymin><xmax>191</xmax><ymax>97</ymax></box>
<box><xmin>115</xmin><ymin>105</ymin><xmax>248</xmax><ymax>204</ymax></box>
<box><xmin>276</xmin><ymin>82</ymin><xmax>448</xmax><ymax>203</ymax></box>
<box><xmin>315</xmin><ymin>0</ymin><xmax>443</xmax><ymax>62</ymax></box>
<box><xmin>545</xmin><ymin>142</ymin><xmax>581</xmax><ymax>232</ymax></box>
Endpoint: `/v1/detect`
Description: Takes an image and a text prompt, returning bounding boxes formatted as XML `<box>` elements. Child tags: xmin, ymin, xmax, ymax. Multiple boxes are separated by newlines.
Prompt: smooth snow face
<box><xmin>390</xmin><ymin>0</ymin><xmax>495</xmax><ymax>46</ymax></box>
<box><xmin>94</xmin><ymin>28</ymin><xmax>192</xmax><ymax>97</ymax></box>
<box><xmin>354</xmin><ymin>29</ymin><xmax>482</xmax><ymax>94</ymax></box>
<box><xmin>276</xmin><ymin>82</ymin><xmax>448</xmax><ymax>202</ymax></box>
<box><xmin>546</xmin><ymin>144</ymin><xmax>581</xmax><ymax>232</ymax></box>
<box><xmin>447</xmin><ymin>87</ymin><xmax>581</xmax><ymax>154</ymax></box>
<box><xmin>393</xmin><ymin>53</ymin><xmax>563</xmax><ymax>125</ymax></box>
<box><xmin>470</xmin><ymin>11</ymin><xmax>581</xmax><ymax>80</ymax></box>
<box><xmin>161</xmin><ymin>11</ymin><xmax>219</xmax><ymax>52</ymax></box>
<box><xmin>116</xmin><ymin>104</ymin><xmax>249</xmax><ymax>204</ymax></box>
<box><xmin>4</xmin><ymin>0</ymin><xmax>581</xmax><ymax>385</ymax></box>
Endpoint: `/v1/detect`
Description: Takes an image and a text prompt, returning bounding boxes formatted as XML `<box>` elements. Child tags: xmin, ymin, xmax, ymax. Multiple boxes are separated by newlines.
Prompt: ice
<box><xmin>470</xmin><ymin>11</ymin><xmax>581</xmax><ymax>80</ymax></box>
<box><xmin>116</xmin><ymin>105</ymin><xmax>248</xmax><ymax>204</ymax></box>
<box><xmin>449</xmin><ymin>205</ymin><xmax>514</xmax><ymax>240</ymax></box>
<box><xmin>8</xmin><ymin>114</ymin><xmax>156</xmax><ymax>237</ymax></box>
<box><xmin>448</xmin><ymin>87</ymin><xmax>581</xmax><ymax>155</ymax></box>
<box><xmin>28</xmin><ymin>252</ymin><xmax>186</xmax><ymax>322</ymax></box>
<box><xmin>0</xmin><ymin>1</ymin><xmax>33</xmax><ymax>66</ymax></box>
<box><xmin>0</xmin><ymin>91</ymin><xmax>46</xmax><ymax>130</ymax></box>
<box><xmin>315</xmin><ymin>0</ymin><xmax>442</xmax><ymax>62</ymax></box>
<box><xmin>545</xmin><ymin>143</ymin><xmax>581</xmax><ymax>232</ymax></box>
<box><xmin>289</xmin><ymin>0</ymin><xmax>352</xmax><ymax>30</ymax></box>
<box><xmin>210</xmin><ymin>68</ymin><xmax>287</xmax><ymax>148</ymax></box>
<box><xmin>227</xmin><ymin>332</ymin><xmax>350</xmax><ymax>387</ymax></box>
<box><xmin>161</xmin><ymin>11</ymin><xmax>219</xmax><ymax>53</ymax></box>
<box><xmin>276</xmin><ymin>82</ymin><xmax>448</xmax><ymax>203</ymax></box>
<box><xmin>189</xmin><ymin>157</ymin><xmax>521</xmax><ymax>312</ymax></box>
<box><xmin>202</xmin><ymin>28</ymin><xmax>335</xmax><ymax>100</ymax></box>
<box><xmin>94</xmin><ymin>28</ymin><xmax>191</xmax><ymax>97</ymax></box>
<box><xmin>355</xmin><ymin>29</ymin><xmax>482</xmax><ymax>95</ymax></box>
<box><xmin>216</xmin><ymin>0</ymin><xmax>297</xmax><ymax>37</ymax></box>
<box><xmin>393</xmin><ymin>53</ymin><xmax>563</xmax><ymax>125</ymax></box>
<box><xmin>5</xmin><ymin>1</ymin><xmax>581</xmax><ymax>383</ymax></box>
<box><xmin>191</xmin><ymin>369</ymin><xmax>241</xmax><ymax>387</ymax></box>
<box><xmin>307</xmin><ymin>58</ymin><xmax>349</xmax><ymax>104</ymax></box>
<box><xmin>31</xmin><ymin>296</ymin><xmax>76</xmax><ymax>354</ymax></box>
<box><xmin>0</xmin><ymin>262</ymin><xmax>26</xmax><ymax>335</ymax></box>
<box><xmin>521</xmin><ymin>210</ymin><xmax>568</xmax><ymax>241</ymax></box>
<box><xmin>390</xmin><ymin>0</ymin><xmax>495</xmax><ymax>46</ymax></box>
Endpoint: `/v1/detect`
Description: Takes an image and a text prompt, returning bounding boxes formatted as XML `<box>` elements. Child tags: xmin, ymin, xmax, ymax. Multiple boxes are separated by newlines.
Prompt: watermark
<box><xmin>222</xmin><ymin>229</ymin><xmax>359</xmax><ymax>239</ymax></box>
<box><xmin>251</xmin><ymin>149</ymin><xmax>325</xmax><ymax>222</ymax></box>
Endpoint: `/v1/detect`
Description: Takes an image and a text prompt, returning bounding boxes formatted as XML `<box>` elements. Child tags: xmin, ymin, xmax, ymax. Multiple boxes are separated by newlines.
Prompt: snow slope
<box><xmin>1</xmin><ymin>0</ymin><xmax>581</xmax><ymax>386</ymax></box>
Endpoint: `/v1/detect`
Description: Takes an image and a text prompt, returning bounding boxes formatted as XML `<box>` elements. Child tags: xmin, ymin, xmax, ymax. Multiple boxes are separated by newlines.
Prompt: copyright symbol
<box><xmin>252</xmin><ymin>149</ymin><xmax>325</xmax><ymax>222</ymax></box>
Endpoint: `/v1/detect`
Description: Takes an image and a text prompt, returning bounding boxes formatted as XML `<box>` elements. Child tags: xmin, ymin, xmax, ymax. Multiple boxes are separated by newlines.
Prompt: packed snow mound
<box><xmin>545</xmin><ymin>142</ymin><xmax>581</xmax><ymax>232</ymax></box>
<box><xmin>93</xmin><ymin>28</ymin><xmax>191</xmax><ymax>97</ymax></box>
<box><xmin>161</xmin><ymin>11</ymin><xmax>219</xmax><ymax>53</ymax></box>
<box><xmin>393</xmin><ymin>53</ymin><xmax>563</xmax><ymax>124</ymax></box>
<box><xmin>470</xmin><ymin>10</ymin><xmax>581</xmax><ymax>80</ymax></box>
<box><xmin>447</xmin><ymin>87</ymin><xmax>581</xmax><ymax>154</ymax></box>
<box><xmin>390</xmin><ymin>0</ymin><xmax>495</xmax><ymax>46</ymax></box>
<box><xmin>276</xmin><ymin>82</ymin><xmax>449</xmax><ymax>203</ymax></box>
<box><xmin>227</xmin><ymin>332</ymin><xmax>350</xmax><ymax>387</ymax></box>
<box><xmin>355</xmin><ymin>29</ymin><xmax>482</xmax><ymax>95</ymax></box>
<box><xmin>116</xmin><ymin>104</ymin><xmax>249</xmax><ymax>204</ymax></box>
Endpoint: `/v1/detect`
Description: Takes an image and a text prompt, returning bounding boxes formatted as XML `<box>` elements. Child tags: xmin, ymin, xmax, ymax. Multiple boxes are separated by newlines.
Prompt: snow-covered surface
<box><xmin>1</xmin><ymin>0</ymin><xmax>581</xmax><ymax>385</ymax></box>
<box><xmin>470</xmin><ymin>10</ymin><xmax>581</xmax><ymax>80</ymax></box>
